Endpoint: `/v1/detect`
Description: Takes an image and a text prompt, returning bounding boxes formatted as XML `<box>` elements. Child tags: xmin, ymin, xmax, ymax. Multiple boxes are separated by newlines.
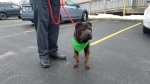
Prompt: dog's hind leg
<box><xmin>84</xmin><ymin>44</ymin><xmax>90</xmax><ymax>70</ymax></box>
<box><xmin>73</xmin><ymin>49</ymin><xmax>79</xmax><ymax>68</ymax></box>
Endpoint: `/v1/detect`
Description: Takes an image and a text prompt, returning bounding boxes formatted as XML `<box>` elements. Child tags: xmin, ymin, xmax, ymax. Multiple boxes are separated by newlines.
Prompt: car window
<box><xmin>66</xmin><ymin>0</ymin><xmax>77</xmax><ymax>7</ymax></box>
<box><xmin>11</xmin><ymin>4</ymin><xmax>20</xmax><ymax>9</ymax></box>
<box><xmin>3</xmin><ymin>4</ymin><xmax>11</xmax><ymax>8</ymax></box>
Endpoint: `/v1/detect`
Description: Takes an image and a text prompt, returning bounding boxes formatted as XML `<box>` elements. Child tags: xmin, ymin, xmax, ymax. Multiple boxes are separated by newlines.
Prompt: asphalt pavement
<box><xmin>0</xmin><ymin>19</ymin><xmax>150</xmax><ymax>84</ymax></box>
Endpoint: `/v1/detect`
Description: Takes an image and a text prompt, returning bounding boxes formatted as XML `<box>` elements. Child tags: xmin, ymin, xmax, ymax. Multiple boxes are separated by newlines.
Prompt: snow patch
<box><xmin>89</xmin><ymin>14</ymin><xmax>144</xmax><ymax>20</ymax></box>
<box><xmin>0</xmin><ymin>51</ymin><xmax>17</xmax><ymax>59</ymax></box>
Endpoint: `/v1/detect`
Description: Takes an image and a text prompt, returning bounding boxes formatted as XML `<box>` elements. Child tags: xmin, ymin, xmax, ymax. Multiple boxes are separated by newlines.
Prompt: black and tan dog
<box><xmin>72</xmin><ymin>21</ymin><xmax>92</xmax><ymax>70</ymax></box>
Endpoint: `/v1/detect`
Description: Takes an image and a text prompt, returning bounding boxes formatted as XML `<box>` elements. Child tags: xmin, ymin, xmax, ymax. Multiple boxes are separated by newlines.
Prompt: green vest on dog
<box><xmin>72</xmin><ymin>37</ymin><xmax>89</xmax><ymax>52</ymax></box>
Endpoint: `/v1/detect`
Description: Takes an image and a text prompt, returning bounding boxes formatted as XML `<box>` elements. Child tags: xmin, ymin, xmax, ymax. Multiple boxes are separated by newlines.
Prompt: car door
<box><xmin>3</xmin><ymin>4</ymin><xmax>15</xmax><ymax>16</ymax></box>
<box><xmin>10</xmin><ymin>4</ymin><xmax>21</xmax><ymax>16</ymax></box>
<box><xmin>0</xmin><ymin>4</ymin><xmax>4</xmax><ymax>12</ymax></box>
<box><xmin>61</xmin><ymin>0</ymin><xmax>79</xmax><ymax>20</ymax></box>
<box><xmin>74</xmin><ymin>4</ymin><xmax>84</xmax><ymax>19</ymax></box>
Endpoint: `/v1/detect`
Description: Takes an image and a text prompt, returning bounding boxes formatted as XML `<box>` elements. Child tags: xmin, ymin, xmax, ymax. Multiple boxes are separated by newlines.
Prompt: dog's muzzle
<box><xmin>80</xmin><ymin>30</ymin><xmax>92</xmax><ymax>43</ymax></box>
<box><xmin>86</xmin><ymin>32</ymin><xmax>92</xmax><ymax>40</ymax></box>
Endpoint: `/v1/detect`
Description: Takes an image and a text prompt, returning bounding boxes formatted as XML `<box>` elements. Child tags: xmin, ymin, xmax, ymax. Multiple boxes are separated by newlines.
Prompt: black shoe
<box><xmin>50</xmin><ymin>53</ymin><xmax>66</xmax><ymax>60</ymax></box>
<box><xmin>40</xmin><ymin>58</ymin><xmax>50</xmax><ymax>68</ymax></box>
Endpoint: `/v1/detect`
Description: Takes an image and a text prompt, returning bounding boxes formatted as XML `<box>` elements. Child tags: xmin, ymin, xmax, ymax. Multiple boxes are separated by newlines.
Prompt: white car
<box><xmin>143</xmin><ymin>3</ymin><xmax>150</xmax><ymax>33</ymax></box>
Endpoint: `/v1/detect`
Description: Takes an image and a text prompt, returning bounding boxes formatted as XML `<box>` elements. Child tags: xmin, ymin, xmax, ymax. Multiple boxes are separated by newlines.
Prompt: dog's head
<box><xmin>74</xmin><ymin>21</ymin><xmax>92</xmax><ymax>43</ymax></box>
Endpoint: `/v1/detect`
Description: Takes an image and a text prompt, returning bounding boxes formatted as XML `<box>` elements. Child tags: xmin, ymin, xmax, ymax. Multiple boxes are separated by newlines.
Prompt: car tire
<box><xmin>143</xmin><ymin>25</ymin><xmax>149</xmax><ymax>34</ymax></box>
<box><xmin>81</xmin><ymin>12</ymin><xmax>87</xmax><ymax>21</ymax></box>
<box><xmin>0</xmin><ymin>13</ymin><xmax>7</xmax><ymax>20</ymax></box>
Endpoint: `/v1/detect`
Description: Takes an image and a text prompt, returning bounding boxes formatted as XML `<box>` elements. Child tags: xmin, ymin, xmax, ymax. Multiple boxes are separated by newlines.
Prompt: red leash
<box><xmin>47</xmin><ymin>0</ymin><xmax>76</xmax><ymax>26</ymax></box>
<box><xmin>61</xmin><ymin>4</ymin><xmax>76</xmax><ymax>27</ymax></box>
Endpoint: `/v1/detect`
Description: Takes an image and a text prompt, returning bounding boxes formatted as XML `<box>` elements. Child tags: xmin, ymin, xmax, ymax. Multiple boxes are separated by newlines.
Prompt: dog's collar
<box><xmin>72</xmin><ymin>37</ymin><xmax>88</xmax><ymax>52</ymax></box>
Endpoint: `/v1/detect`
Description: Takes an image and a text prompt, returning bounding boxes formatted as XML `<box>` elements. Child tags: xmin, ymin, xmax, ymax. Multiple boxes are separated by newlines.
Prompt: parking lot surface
<box><xmin>0</xmin><ymin>20</ymin><xmax>150</xmax><ymax>84</ymax></box>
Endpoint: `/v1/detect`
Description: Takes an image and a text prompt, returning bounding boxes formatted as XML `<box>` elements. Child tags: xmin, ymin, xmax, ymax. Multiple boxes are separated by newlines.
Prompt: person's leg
<box><xmin>34</xmin><ymin>0</ymin><xmax>51</xmax><ymax>67</ymax></box>
<box><xmin>48</xmin><ymin>0</ymin><xmax>66</xmax><ymax>60</ymax></box>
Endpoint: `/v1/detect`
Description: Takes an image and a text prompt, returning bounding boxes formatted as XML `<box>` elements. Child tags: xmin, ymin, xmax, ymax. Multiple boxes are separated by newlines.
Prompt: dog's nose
<box><xmin>87</xmin><ymin>33</ymin><xmax>92</xmax><ymax>40</ymax></box>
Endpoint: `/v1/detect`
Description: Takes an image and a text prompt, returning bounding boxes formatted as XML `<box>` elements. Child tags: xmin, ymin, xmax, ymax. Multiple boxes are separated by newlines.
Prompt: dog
<box><xmin>72</xmin><ymin>21</ymin><xmax>92</xmax><ymax>70</ymax></box>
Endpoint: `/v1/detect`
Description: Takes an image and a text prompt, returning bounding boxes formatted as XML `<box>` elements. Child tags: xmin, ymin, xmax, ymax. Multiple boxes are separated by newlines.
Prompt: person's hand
<box><xmin>60</xmin><ymin>0</ymin><xmax>66</xmax><ymax>5</ymax></box>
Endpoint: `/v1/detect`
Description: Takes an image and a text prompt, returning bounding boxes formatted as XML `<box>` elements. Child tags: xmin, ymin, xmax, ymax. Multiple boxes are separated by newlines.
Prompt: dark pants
<box><xmin>33</xmin><ymin>0</ymin><xmax>60</xmax><ymax>58</ymax></box>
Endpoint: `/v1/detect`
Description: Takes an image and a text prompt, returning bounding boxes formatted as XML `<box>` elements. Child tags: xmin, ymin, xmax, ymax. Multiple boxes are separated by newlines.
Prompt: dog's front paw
<box><xmin>85</xmin><ymin>66</ymin><xmax>90</xmax><ymax>70</ymax></box>
<box><xmin>73</xmin><ymin>64</ymin><xmax>78</xmax><ymax>68</ymax></box>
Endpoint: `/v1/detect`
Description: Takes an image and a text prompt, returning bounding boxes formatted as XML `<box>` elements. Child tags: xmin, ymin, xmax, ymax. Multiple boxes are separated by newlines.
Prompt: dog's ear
<box><xmin>75</xmin><ymin>22</ymin><xmax>82</xmax><ymax>29</ymax></box>
<box><xmin>86</xmin><ymin>22</ymin><xmax>92</xmax><ymax>27</ymax></box>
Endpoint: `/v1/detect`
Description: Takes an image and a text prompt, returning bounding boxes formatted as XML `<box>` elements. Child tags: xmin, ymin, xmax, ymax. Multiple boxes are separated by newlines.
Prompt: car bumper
<box><xmin>20</xmin><ymin>13</ymin><xmax>33</xmax><ymax>21</ymax></box>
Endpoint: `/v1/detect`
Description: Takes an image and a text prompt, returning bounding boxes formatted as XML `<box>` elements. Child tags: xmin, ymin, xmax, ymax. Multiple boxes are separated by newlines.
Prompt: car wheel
<box><xmin>0</xmin><ymin>13</ymin><xmax>7</xmax><ymax>20</ymax></box>
<box><xmin>143</xmin><ymin>25</ymin><xmax>149</xmax><ymax>34</ymax></box>
<box><xmin>81</xmin><ymin>12</ymin><xmax>87</xmax><ymax>21</ymax></box>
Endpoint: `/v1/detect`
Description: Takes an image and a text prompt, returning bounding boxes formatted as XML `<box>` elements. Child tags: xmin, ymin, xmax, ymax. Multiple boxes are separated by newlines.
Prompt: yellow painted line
<box><xmin>90</xmin><ymin>22</ymin><xmax>142</xmax><ymax>46</ymax></box>
<box><xmin>24</xmin><ymin>24</ymin><xmax>73</xmax><ymax>33</ymax></box>
<box><xmin>60</xmin><ymin>26</ymin><xmax>65</xmax><ymax>27</ymax></box>
<box><xmin>62</xmin><ymin>24</ymin><xmax>74</xmax><ymax>27</ymax></box>
<box><xmin>24</xmin><ymin>26</ymin><xmax>64</xmax><ymax>33</ymax></box>
<box><xmin>90</xmin><ymin>20</ymin><xmax>99</xmax><ymax>22</ymax></box>
<box><xmin>0</xmin><ymin>23</ymin><xmax>30</xmax><ymax>28</ymax></box>
<box><xmin>60</xmin><ymin>20</ymin><xmax>99</xmax><ymax>27</ymax></box>
<box><xmin>0</xmin><ymin>19</ymin><xmax>20</xmax><ymax>22</ymax></box>
<box><xmin>24</xmin><ymin>30</ymin><xmax>35</xmax><ymax>33</ymax></box>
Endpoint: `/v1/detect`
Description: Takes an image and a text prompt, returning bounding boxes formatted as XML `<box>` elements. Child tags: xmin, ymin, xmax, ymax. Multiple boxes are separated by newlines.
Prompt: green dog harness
<box><xmin>72</xmin><ymin>37</ymin><xmax>88</xmax><ymax>52</ymax></box>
